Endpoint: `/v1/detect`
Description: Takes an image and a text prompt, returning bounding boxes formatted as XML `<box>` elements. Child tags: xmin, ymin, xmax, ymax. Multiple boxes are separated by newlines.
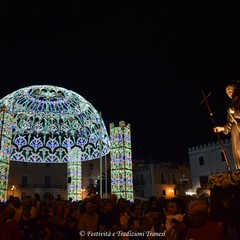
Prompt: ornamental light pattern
<box><xmin>0</xmin><ymin>85</ymin><xmax>110</xmax><ymax>163</ymax></box>
<box><xmin>0</xmin><ymin>107</ymin><xmax>14</xmax><ymax>201</ymax></box>
<box><xmin>67</xmin><ymin>147</ymin><xmax>82</xmax><ymax>201</ymax></box>
<box><xmin>0</xmin><ymin>85</ymin><xmax>110</xmax><ymax>201</ymax></box>
<box><xmin>110</xmin><ymin>121</ymin><xmax>134</xmax><ymax>202</ymax></box>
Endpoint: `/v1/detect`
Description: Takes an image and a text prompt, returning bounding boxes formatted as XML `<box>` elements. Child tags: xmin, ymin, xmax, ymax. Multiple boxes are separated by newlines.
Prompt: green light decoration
<box><xmin>0</xmin><ymin>106</ymin><xmax>14</xmax><ymax>202</ymax></box>
<box><xmin>67</xmin><ymin>147</ymin><xmax>82</xmax><ymax>201</ymax></box>
<box><xmin>0</xmin><ymin>85</ymin><xmax>110</xmax><ymax>201</ymax></box>
<box><xmin>110</xmin><ymin>121</ymin><xmax>134</xmax><ymax>202</ymax></box>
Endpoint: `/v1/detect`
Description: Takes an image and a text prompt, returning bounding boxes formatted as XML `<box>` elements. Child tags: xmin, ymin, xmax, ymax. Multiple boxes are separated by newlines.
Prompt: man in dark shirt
<box><xmin>98</xmin><ymin>199</ymin><xmax>120</xmax><ymax>239</ymax></box>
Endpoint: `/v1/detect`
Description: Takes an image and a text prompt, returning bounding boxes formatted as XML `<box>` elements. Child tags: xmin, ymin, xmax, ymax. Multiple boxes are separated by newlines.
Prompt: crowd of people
<box><xmin>0</xmin><ymin>190</ymin><xmax>239</xmax><ymax>240</ymax></box>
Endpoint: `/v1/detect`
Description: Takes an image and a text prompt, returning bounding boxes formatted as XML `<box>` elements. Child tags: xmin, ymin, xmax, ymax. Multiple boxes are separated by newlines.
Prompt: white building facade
<box><xmin>188</xmin><ymin>138</ymin><xmax>236</xmax><ymax>193</ymax></box>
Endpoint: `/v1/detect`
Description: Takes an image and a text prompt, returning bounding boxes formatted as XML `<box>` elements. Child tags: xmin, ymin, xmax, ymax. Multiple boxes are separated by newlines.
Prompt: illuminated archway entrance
<box><xmin>0</xmin><ymin>85</ymin><xmax>110</xmax><ymax>202</ymax></box>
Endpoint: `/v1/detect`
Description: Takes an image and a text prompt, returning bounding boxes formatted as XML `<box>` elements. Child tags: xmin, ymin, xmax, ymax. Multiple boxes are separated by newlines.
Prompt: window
<box><xmin>162</xmin><ymin>190</ymin><xmax>166</xmax><ymax>196</ymax></box>
<box><xmin>172</xmin><ymin>174</ymin><xmax>176</xmax><ymax>184</ymax></box>
<box><xmin>199</xmin><ymin>176</ymin><xmax>208</xmax><ymax>188</ymax></box>
<box><xmin>160</xmin><ymin>173</ymin><xmax>165</xmax><ymax>184</ymax></box>
<box><xmin>21</xmin><ymin>176</ymin><xmax>27</xmax><ymax>187</ymax></box>
<box><xmin>89</xmin><ymin>163</ymin><xmax>93</xmax><ymax>171</ymax></box>
<box><xmin>45</xmin><ymin>176</ymin><xmax>51</xmax><ymax>187</ymax></box>
<box><xmin>199</xmin><ymin>156</ymin><xmax>205</xmax><ymax>166</ymax></box>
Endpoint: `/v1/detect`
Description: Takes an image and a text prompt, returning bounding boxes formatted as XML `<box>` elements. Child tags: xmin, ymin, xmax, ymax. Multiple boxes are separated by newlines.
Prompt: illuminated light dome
<box><xmin>0</xmin><ymin>85</ymin><xmax>110</xmax><ymax>163</ymax></box>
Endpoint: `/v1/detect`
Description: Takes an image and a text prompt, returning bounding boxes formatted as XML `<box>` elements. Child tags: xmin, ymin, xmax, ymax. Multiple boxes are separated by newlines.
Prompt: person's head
<box><xmin>124</xmin><ymin>204</ymin><xmax>131</xmax><ymax>214</ymax></box>
<box><xmin>167</xmin><ymin>197</ymin><xmax>186</xmax><ymax>215</ymax></box>
<box><xmin>98</xmin><ymin>199</ymin><xmax>104</xmax><ymax>208</ymax></box>
<box><xmin>158</xmin><ymin>196</ymin><xmax>166</xmax><ymax>205</ymax></box>
<box><xmin>90</xmin><ymin>187</ymin><xmax>97</xmax><ymax>194</ymax></box>
<box><xmin>109</xmin><ymin>194</ymin><xmax>118</xmax><ymax>204</ymax></box>
<box><xmin>187</xmin><ymin>199</ymin><xmax>209</xmax><ymax>227</ymax></box>
<box><xmin>117</xmin><ymin>197</ymin><xmax>125</xmax><ymax>206</ymax></box>
<box><xmin>39</xmin><ymin>201</ymin><xmax>48</xmax><ymax>214</ymax></box>
<box><xmin>146</xmin><ymin>207</ymin><xmax>160</xmax><ymax>219</ymax></box>
<box><xmin>226</xmin><ymin>80</ymin><xmax>240</xmax><ymax>99</ymax></box>
<box><xmin>7</xmin><ymin>196</ymin><xmax>14</xmax><ymax>206</ymax></box>
<box><xmin>103</xmin><ymin>199</ymin><xmax>113</xmax><ymax>213</ymax></box>
<box><xmin>117</xmin><ymin>198</ymin><xmax>127</xmax><ymax>212</ymax></box>
<box><xmin>12</xmin><ymin>197</ymin><xmax>21</xmax><ymax>208</ymax></box>
<box><xmin>147</xmin><ymin>196</ymin><xmax>158</xmax><ymax>207</ymax></box>
<box><xmin>89</xmin><ymin>193</ymin><xmax>96</xmax><ymax>200</ymax></box>
<box><xmin>3</xmin><ymin>205</ymin><xmax>15</xmax><ymax>221</ymax></box>
<box><xmin>34</xmin><ymin>193</ymin><xmax>41</xmax><ymax>201</ymax></box>
<box><xmin>131</xmin><ymin>203</ymin><xmax>142</xmax><ymax>216</ymax></box>
<box><xmin>53</xmin><ymin>203</ymin><xmax>65</xmax><ymax>216</ymax></box>
<box><xmin>22</xmin><ymin>198</ymin><xmax>32</xmax><ymax>208</ymax></box>
<box><xmin>85</xmin><ymin>201</ymin><xmax>98</xmax><ymax>214</ymax></box>
<box><xmin>92</xmin><ymin>194</ymin><xmax>100</xmax><ymax>202</ymax></box>
<box><xmin>22</xmin><ymin>203</ymin><xmax>32</xmax><ymax>217</ymax></box>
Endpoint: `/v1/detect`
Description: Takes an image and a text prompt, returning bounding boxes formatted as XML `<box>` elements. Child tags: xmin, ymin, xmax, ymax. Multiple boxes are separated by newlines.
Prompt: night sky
<box><xmin>0</xmin><ymin>2</ymin><xmax>240</xmax><ymax>162</ymax></box>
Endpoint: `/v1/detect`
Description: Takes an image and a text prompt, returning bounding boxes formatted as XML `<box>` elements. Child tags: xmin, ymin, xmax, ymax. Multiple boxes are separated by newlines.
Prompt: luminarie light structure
<box><xmin>110</xmin><ymin>121</ymin><xmax>134</xmax><ymax>201</ymax></box>
<box><xmin>67</xmin><ymin>147</ymin><xmax>82</xmax><ymax>200</ymax></box>
<box><xmin>0</xmin><ymin>85</ymin><xmax>110</xmax><ymax>201</ymax></box>
<box><xmin>0</xmin><ymin>106</ymin><xmax>14</xmax><ymax>201</ymax></box>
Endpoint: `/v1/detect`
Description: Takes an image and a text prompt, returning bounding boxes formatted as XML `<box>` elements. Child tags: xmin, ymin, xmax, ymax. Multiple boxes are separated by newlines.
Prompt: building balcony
<box><xmin>33</xmin><ymin>184</ymin><xmax>66</xmax><ymax>189</ymax></box>
<box><xmin>18</xmin><ymin>184</ymin><xmax>32</xmax><ymax>188</ymax></box>
<box><xmin>17</xmin><ymin>184</ymin><xmax>66</xmax><ymax>189</ymax></box>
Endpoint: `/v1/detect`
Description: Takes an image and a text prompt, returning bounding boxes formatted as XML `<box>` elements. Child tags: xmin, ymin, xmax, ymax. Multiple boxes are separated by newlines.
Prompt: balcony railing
<box><xmin>33</xmin><ymin>184</ymin><xmax>66</xmax><ymax>188</ymax></box>
<box><xmin>17</xmin><ymin>184</ymin><xmax>66</xmax><ymax>189</ymax></box>
<box><xmin>18</xmin><ymin>184</ymin><xmax>32</xmax><ymax>188</ymax></box>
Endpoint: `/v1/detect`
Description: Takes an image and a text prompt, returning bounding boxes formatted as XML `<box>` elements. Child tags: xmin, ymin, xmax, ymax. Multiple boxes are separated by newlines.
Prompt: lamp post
<box><xmin>11</xmin><ymin>185</ymin><xmax>16</xmax><ymax>197</ymax></box>
<box><xmin>179</xmin><ymin>174</ymin><xmax>188</xmax><ymax>196</ymax></box>
<box><xmin>81</xmin><ymin>188</ymin><xmax>85</xmax><ymax>200</ymax></box>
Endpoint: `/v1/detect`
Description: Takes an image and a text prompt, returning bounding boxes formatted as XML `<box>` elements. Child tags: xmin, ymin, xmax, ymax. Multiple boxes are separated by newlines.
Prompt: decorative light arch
<box><xmin>0</xmin><ymin>85</ymin><xmax>110</xmax><ymax>201</ymax></box>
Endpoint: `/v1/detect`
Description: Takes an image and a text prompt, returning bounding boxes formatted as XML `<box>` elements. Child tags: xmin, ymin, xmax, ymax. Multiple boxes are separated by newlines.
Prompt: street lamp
<box><xmin>81</xmin><ymin>188</ymin><xmax>85</xmax><ymax>200</ymax></box>
<box><xmin>179</xmin><ymin>174</ymin><xmax>188</xmax><ymax>196</ymax></box>
<box><xmin>11</xmin><ymin>185</ymin><xmax>16</xmax><ymax>196</ymax></box>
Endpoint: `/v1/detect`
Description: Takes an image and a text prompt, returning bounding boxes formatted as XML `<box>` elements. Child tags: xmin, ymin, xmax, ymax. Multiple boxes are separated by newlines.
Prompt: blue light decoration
<box><xmin>110</xmin><ymin>121</ymin><xmax>134</xmax><ymax>202</ymax></box>
<box><xmin>0</xmin><ymin>106</ymin><xmax>14</xmax><ymax>202</ymax></box>
<box><xmin>0</xmin><ymin>85</ymin><xmax>110</xmax><ymax>201</ymax></box>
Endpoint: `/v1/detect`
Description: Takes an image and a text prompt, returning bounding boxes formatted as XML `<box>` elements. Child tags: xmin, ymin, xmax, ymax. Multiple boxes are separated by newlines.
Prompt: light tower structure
<box><xmin>0</xmin><ymin>106</ymin><xmax>14</xmax><ymax>201</ymax></box>
<box><xmin>110</xmin><ymin>121</ymin><xmax>134</xmax><ymax>201</ymax></box>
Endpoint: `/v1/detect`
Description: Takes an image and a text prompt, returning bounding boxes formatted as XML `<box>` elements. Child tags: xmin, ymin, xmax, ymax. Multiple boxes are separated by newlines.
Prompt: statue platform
<box><xmin>209</xmin><ymin>170</ymin><xmax>240</xmax><ymax>221</ymax></box>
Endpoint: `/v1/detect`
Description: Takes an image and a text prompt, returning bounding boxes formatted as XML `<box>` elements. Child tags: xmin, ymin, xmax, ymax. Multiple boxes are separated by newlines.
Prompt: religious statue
<box><xmin>214</xmin><ymin>80</ymin><xmax>240</xmax><ymax>170</ymax></box>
